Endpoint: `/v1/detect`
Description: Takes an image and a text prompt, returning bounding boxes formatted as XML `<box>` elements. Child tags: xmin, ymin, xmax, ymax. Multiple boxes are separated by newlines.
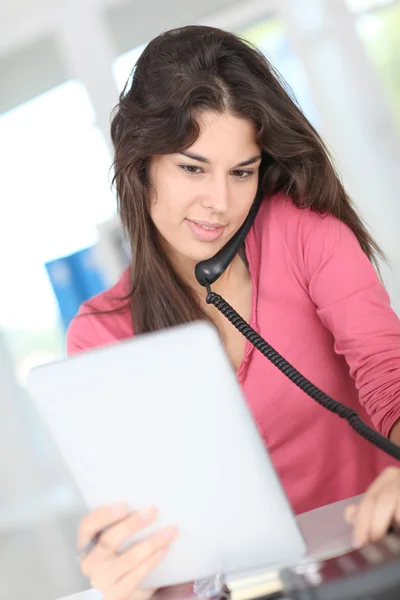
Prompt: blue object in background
<box><xmin>45</xmin><ymin>247</ymin><xmax>106</xmax><ymax>331</ymax></box>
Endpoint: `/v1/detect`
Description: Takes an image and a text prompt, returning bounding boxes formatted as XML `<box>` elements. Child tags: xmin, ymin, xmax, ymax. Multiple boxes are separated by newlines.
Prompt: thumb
<box><xmin>344</xmin><ymin>504</ymin><xmax>359</xmax><ymax>525</ymax></box>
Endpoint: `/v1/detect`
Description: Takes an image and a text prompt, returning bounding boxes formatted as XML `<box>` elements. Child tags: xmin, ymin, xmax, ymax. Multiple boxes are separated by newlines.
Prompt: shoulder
<box><xmin>251</xmin><ymin>193</ymin><xmax>375</xmax><ymax>292</ymax></box>
<box><xmin>66</xmin><ymin>269</ymin><xmax>134</xmax><ymax>355</ymax></box>
<box><xmin>258</xmin><ymin>192</ymin><xmax>357</xmax><ymax>268</ymax></box>
<box><xmin>264</xmin><ymin>192</ymin><xmax>341</xmax><ymax>241</ymax></box>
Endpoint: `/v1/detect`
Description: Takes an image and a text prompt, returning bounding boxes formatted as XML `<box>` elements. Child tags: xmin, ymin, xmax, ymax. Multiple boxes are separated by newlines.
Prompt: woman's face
<box><xmin>149</xmin><ymin>111</ymin><xmax>262</xmax><ymax>267</ymax></box>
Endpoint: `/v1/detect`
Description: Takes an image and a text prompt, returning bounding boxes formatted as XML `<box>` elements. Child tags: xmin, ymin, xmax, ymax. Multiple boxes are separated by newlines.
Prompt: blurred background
<box><xmin>0</xmin><ymin>0</ymin><xmax>399</xmax><ymax>598</ymax></box>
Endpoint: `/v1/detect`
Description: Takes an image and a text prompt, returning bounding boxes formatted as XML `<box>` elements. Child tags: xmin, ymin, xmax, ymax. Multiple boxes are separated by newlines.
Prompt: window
<box><xmin>355</xmin><ymin>2</ymin><xmax>400</xmax><ymax>129</ymax></box>
<box><xmin>0</xmin><ymin>80</ymin><xmax>116</xmax><ymax>380</ymax></box>
<box><xmin>242</xmin><ymin>19</ymin><xmax>320</xmax><ymax>126</ymax></box>
<box><xmin>112</xmin><ymin>20</ymin><xmax>319</xmax><ymax>127</ymax></box>
<box><xmin>346</xmin><ymin>0</ymin><xmax>397</xmax><ymax>11</ymax></box>
<box><xmin>113</xmin><ymin>44</ymin><xmax>146</xmax><ymax>92</ymax></box>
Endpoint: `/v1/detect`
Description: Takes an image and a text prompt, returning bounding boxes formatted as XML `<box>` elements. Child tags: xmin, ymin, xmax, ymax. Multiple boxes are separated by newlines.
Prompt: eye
<box><xmin>231</xmin><ymin>169</ymin><xmax>254</xmax><ymax>179</ymax></box>
<box><xmin>179</xmin><ymin>165</ymin><xmax>203</xmax><ymax>175</ymax></box>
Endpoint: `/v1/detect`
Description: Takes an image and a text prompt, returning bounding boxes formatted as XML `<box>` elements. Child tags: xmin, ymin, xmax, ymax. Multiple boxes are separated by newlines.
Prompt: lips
<box><xmin>194</xmin><ymin>223</ymin><xmax>218</xmax><ymax>231</ymax></box>
<box><xmin>186</xmin><ymin>219</ymin><xmax>225</xmax><ymax>242</ymax></box>
<box><xmin>191</xmin><ymin>220</ymin><xmax>225</xmax><ymax>229</ymax></box>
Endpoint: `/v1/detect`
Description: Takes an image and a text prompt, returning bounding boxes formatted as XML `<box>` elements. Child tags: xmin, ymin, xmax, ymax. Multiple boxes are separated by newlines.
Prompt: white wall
<box><xmin>0</xmin><ymin>333</ymin><xmax>87</xmax><ymax>599</ymax></box>
<box><xmin>277</xmin><ymin>0</ymin><xmax>400</xmax><ymax>311</ymax></box>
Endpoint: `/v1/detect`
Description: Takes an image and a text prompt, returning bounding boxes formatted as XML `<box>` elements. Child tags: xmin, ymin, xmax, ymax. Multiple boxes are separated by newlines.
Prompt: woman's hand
<box><xmin>345</xmin><ymin>467</ymin><xmax>400</xmax><ymax>547</ymax></box>
<box><xmin>78</xmin><ymin>504</ymin><xmax>178</xmax><ymax>600</ymax></box>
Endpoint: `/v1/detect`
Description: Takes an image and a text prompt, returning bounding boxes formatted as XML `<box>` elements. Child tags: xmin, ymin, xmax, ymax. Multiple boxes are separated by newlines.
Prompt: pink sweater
<box><xmin>67</xmin><ymin>194</ymin><xmax>400</xmax><ymax>514</ymax></box>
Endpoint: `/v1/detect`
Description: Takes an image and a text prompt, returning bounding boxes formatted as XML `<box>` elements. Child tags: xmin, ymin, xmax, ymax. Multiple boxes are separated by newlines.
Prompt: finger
<box><xmin>364</xmin><ymin>467</ymin><xmax>400</xmax><ymax>497</ymax></box>
<box><xmin>81</xmin><ymin>509</ymin><xmax>162</xmax><ymax>575</ymax></box>
<box><xmin>352</xmin><ymin>494</ymin><xmax>376</xmax><ymax>547</ymax></box>
<box><xmin>99</xmin><ymin>507</ymin><xmax>158</xmax><ymax>553</ymax></box>
<box><xmin>368</xmin><ymin>490</ymin><xmax>398</xmax><ymax>542</ymax></box>
<box><xmin>394</xmin><ymin>499</ymin><xmax>400</xmax><ymax>531</ymax></box>
<box><xmin>352</xmin><ymin>468</ymin><xmax>400</xmax><ymax>547</ymax></box>
<box><xmin>90</xmin><ymin>527</ymin><xmax>177</xmax><ymax>590</ymax></box>
<box><xmin>353</xmin><ymin>487</ymin><xmax>397</xmax><ymax>546</ymax></box>
<box><xmin>344</xmin><ymin>504</ymin><xmax>359</xmax><ymax>525</ymax></box>
<box><xmin>113</xmin><ymin>527</ymin><xmax>178</xmax><ymax>582</ymax></box>
<box><xmin>80</xmin><ymin>541</ymin><xmax>115</xmax><ymax>577</ymax></box>
<box><xmin>78</xmin><ymin>504</ymin><xmax>129</xmax><ymax>549</ymax></box>
<box><xmin>111</xmin><ymin>546</ymin><xmax>170</xmax><ymax>599</ymax></box>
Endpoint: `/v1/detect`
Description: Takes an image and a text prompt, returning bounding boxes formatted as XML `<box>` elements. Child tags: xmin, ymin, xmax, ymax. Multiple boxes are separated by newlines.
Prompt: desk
<box><xmin>59</xmin><ymin>592</ymin><xmax>101</xmax><ymax>600</ymax></box>
<box><xmin>57</xmin><ymin>495</ymin><xmax>360</xmax><ymax>600</ymax></box>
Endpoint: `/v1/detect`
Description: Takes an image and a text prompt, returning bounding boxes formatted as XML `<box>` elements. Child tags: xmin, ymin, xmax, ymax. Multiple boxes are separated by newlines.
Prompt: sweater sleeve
<box><xmin>66</xmin><ymin>306</ymin><xmax>101</xmax><ymax>356</ymax></box>
<box><xmin>291</xmin><ymin>208</ymin><xmax>400</xmax><ymax>437</ymax></box>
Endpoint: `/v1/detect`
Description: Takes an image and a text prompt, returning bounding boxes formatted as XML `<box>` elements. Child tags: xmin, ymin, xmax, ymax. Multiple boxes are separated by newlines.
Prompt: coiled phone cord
<box><xmin>204</xmin><ymin>281</ymin><xmax>400</xmax><ymax>462</ymax></box>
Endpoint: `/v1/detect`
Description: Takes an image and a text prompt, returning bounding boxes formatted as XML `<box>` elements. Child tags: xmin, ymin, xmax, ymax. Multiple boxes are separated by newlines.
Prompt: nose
<box><xmin>201</xmin><ymin>175</ymin><xmax>230</xmax><ymax>214</ymax></box>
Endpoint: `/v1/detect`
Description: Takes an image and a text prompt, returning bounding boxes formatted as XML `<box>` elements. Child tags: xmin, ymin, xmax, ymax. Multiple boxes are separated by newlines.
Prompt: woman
<box><xmin>68</xmin><ymin>25</ymin><xmax>400</xmax><ymax>599</ymax></box>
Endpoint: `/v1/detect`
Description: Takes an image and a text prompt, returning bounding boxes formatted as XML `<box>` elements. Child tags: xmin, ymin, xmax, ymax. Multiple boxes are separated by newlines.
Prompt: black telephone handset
<box><xmin>195</xmin><ymin>189</ymin><xmax>264</xmax><ymax>286</ymax></box>
<box><xmin>195</xmin><ymin>190</ymin><xmax>400</xmax><ymax>461</ymax></box>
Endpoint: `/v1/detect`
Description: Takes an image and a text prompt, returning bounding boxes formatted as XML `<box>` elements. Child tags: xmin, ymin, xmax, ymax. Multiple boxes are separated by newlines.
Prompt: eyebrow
<box><xmin>179</xmin><ymin>151</ymin><xmax>262</xmax><ymax>167</ymax></box>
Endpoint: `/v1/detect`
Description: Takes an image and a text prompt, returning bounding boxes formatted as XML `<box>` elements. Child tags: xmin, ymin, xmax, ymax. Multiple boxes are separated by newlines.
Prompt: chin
<box><xmin>187</xmin><ymin>244</ymin><xmax>224</xmax><ymax>264</ymax></box>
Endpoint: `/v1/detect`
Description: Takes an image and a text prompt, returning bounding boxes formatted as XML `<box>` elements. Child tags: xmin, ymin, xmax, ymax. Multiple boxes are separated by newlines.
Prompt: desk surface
<box><xmin>58</xmin><ymin>495</ymin><xmax>361</xmax><ymax>600</ymax></box>
<box><xmin>60</xmin><ymin>592</ymin><xmax>102</xmax><ymax>600</ymax></box>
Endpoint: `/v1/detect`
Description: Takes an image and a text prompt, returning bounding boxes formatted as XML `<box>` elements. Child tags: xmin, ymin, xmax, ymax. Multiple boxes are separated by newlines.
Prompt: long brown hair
<box><xmin>110</xmin><ymin>25</ymin><xmax>382</xmax><ymax>334</ymax></box>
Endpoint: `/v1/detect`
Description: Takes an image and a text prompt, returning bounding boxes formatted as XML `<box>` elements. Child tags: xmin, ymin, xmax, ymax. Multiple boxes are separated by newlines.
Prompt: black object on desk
<box><xmin>267</xmin><ymin>533</ymin><xmax>400</xmax><ymax>600</ymax></box>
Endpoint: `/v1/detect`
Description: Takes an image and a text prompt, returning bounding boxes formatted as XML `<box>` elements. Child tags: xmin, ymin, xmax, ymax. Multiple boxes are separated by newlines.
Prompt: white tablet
<box><xmin>27</xmin><ymin>321</ymin><xmax>306</xmax><ymax>588</ymax></box>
